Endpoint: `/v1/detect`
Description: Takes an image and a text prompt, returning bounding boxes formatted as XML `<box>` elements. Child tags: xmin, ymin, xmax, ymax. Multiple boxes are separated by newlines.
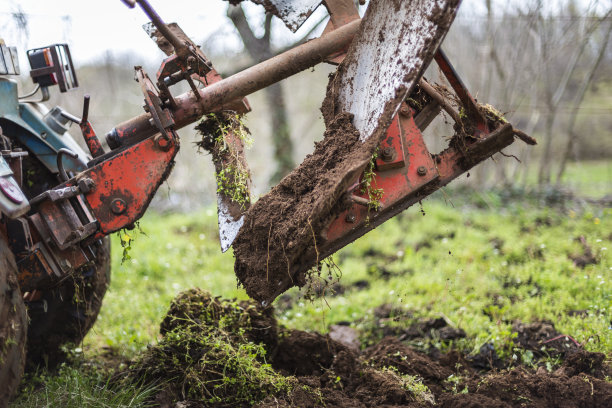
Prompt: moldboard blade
<box><xmin>250</xmin><ymin>0</ymin><xmax>322</xmax><ymax>32</ymax></box>
<box><xmin>232</xmin><ymin>0</ymin><xmax>461</xmax><ymax>304</ymax></box>
<box><xmin>145</xmin><ymin>22</ymin><xmax>252</xmax><ymax>252</ymax></box>
<box><xmin>332</xmin><ymin>0</ymin><xmax>461</xmax><ymax>143</ymax></box>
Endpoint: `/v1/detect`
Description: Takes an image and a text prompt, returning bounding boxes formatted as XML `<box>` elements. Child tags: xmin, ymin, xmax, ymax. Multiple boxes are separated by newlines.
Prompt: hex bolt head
<box><xmin>155</xmin><ymin>135</ymin><xmax>172</xmax><ymax>152</ymax></box>
<box><xmin>381</xmin><ymin>147</ymin><xmax>394</xmax><ymax>162</ymax></box>
<box><xmin>417</xmin><ymin>166</ymin><xmax>428</xmax><ymax>176</ymax></box>
<box><xmin>111</xmin><ymin>198</ymin><xmax>127</xmax><ymax>215</ymax></box>
<box><xmin>345</xmin><ymin>212</ymin><xmax>356</xmax><ymax>223</ymax></box>
<box><xmin>400</xmin><ymin>105</ymin><xmax>411</xmax><ymax>116</ymax></box>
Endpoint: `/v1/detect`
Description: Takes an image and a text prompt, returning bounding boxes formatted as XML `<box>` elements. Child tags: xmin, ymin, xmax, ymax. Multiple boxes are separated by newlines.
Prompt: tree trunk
<box><xmin>227</xmin><ymin>5</ymin><xmax>295</xmax><ymax>185</ymax></box>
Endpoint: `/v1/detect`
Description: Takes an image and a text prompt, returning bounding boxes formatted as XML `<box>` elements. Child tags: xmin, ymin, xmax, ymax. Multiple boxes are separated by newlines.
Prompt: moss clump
<box><xmin>479</xmin><ymin>103</ymin><xmax>508</xmax><ymax>126</ymax></box>
<box><xmin>125</xmin><ymin>289</ymin><xmax>290</xmax><ymax>406</ymax></box>
<box><xmin>196</xmin><ymin>112</ymin><xmax>252</xmax><ymax>209</ymax></box>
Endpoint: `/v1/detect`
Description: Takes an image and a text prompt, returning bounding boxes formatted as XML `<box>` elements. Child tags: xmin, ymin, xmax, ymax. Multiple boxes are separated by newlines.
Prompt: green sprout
<box><xmin>360</xmin><ymin>149</ymin><xmax>384</xmax><ymax>214</ymax></box>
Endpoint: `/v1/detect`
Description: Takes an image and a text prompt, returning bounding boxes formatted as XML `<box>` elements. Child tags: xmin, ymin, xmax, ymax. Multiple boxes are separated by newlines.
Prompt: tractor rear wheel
<box><xmin>0</xmin><ymin>230</ymin><xmax>27</xmax><ymax>406</ymax></box>
<box><xmin>25</xmin><ymin>238</ymin><xmax>111</xmax><ymax>369</ymax></box>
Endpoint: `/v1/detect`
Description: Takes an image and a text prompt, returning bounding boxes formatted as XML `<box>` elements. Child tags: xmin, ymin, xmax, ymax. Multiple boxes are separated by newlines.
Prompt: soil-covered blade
<box><xmin>249</xmin><ymin>0</ymin><xmax>322</xmax><ymax>32</ymax></box>
<box><xmin>232</xmin><ymin>0</ymin><xmax>461</xmax><ymax>304</ymax></box>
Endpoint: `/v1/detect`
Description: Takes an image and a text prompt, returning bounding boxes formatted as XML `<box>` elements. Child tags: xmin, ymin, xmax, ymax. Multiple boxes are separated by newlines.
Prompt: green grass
<box><xmin>78</xmin><ymin>190</ymin><xmax>611</xmax><ymax>360</ymax></box>
<box><xmin>11</xmin><ymin>185</ymin><xmax>612</xmax><ymax>406</ymax></box>
<box><xmin>521</xmin><ymin>160</ymin><xmax>612</xmax><ymax>199</ymax></box>
<box><xmin>14</xmin><ymin>364</ymin><xmax>156</xmax><ymax>408</ymax></box>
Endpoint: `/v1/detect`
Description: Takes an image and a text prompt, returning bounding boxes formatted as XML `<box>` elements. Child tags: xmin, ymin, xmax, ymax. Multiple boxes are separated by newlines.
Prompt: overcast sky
<box><xmin>0</xmin><ymin>0</ymin><xmax>330</xmax><ymax>66</ymax></box>
<box><xmin>1</xmin><ymin>0</ymin><xmax>608</xmax><ymax>68</ymax></box>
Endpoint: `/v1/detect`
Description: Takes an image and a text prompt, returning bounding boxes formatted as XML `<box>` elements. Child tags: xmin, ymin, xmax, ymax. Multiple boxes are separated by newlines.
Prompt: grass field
<box><xmin>11</xmin><ymin>184</ymin><xmax>612</xmax><ymax>407</ymax></box>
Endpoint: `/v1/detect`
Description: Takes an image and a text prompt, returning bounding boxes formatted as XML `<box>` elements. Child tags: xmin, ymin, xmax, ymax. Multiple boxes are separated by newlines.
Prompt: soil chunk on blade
<box><xmin>232</xmin><ymin>0</ymin><xmax>462</xmax><ymax>304</ymax></box>
<box><xmin>232</xmin><ymin>111</ymin><xmax>378</xmax><ymax>303</ymax></box>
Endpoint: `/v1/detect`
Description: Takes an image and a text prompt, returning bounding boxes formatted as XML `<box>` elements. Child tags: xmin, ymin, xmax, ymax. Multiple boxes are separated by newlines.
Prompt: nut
<box><xmin>111</xmin><ymin>198</ymin><xmax>127</xmax><ymax>215</ymax></box>
<box><xmin>417</xmin><ymin>166</ymin><xmax>427</xmax><ymax>176</ymax></box>
<box><xmin>345</xmin><ymin>213</ymin><xmax>356</xmax><ymax>223</ymax></box>
<box><xmin>381</xmin><ymin>147</ymin><xmax>395</xmax><ymax>162</ymax></box>
<box><xmin>155</xmin><ymin>134</ymin><xmax>172</xmax><ymax>152</ymax></box>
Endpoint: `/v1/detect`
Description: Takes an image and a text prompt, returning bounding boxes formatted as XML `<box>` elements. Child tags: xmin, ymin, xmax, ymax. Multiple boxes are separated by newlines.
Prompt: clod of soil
<box><xmin>512</xmin><ymin>320</ymin><xmax>580</xmax><ymax>359</ymax></box>
<box><xmin>439</xmin><ymin>358</ymin><xmax>611</xmax><ymax>408</ymax></box>
<box><xmin>123</xmin><ymin>289</ymin><xmax>287</xmax><ymax>406</ymax></box>
<box><xmin>120</xmin><ymin>290</ymin><xmax>612</xmax><ymax>407</ymax></box>
<box><xmin>121</xmin><ymin>290</ymin><xmax>440</xmax><ymax>407</ymax></box>
<box><xmin>233</xmin><ymin>111</ymin><xmax>378</xmax><ymax>304</ymax></box>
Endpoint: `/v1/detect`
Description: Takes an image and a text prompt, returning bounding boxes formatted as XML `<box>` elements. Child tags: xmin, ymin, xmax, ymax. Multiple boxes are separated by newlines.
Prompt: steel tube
<box><xmin>106</xmin><ymin>19</ymin><xmax>361</xmax><ymax>148</ymax></box>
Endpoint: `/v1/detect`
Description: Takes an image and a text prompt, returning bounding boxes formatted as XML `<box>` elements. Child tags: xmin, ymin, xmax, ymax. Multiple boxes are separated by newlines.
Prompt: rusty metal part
<box><xmin>434</xmin><ymin>49</ymin><xmax>487</xmax><ymax>130</ymax></box>
<box><xmin>77</xmin><ymin>95</ymin><xmax>105</xmax><ymax>158</ymax></box>
<box><xmin>321</xmin><ymin>0</ymin><xmax>360</xmax><ymax>64</ymax></box>
<box><xmin>134</xmin><ymin>0</ymin><xmax>212</xmax><ymax>77</ymax></box>
<box><xmin>250</xmin><ymin>0</ymin><xmax>323</xmax><ymax>32</ymax></box>
<box><xmin>375</xmin><ymin>116</ymin><xmax>405</xmax><ymax>171</ymax></box>
<box><xmin>76</xmin><ymin>134</ymin><xmax>179</xmax><ymax>235</ymax></box>
<box><xmin>418</xmin><ymin>79</ymin><xmax>462</xmax><ymax>124</ymax></box>
<box><xmin>105</xmin><ymin>19</ymin><xmax>361</xmax><ymax>149</ymax></box>
<box><xmin>57</xmin><ymin>148</ymin><xmax>78</xmax><ymax>182</ymax></box>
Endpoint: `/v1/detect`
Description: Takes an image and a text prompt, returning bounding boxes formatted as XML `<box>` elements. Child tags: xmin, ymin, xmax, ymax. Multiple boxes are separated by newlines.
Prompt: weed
<box><xmin>445</xmin><ymin>374</ymin><xmax>469</xmax><ymax>394</ymax></box>
<box><xmin>360</xmin><ymin>149</ymin><xmax>384</xmax><ymax>216</ymax></box>
<box><xmin>480</xmin><ymin>103</ymin><xmax>509</xmax><ymax>125</ymax></box>
<box><xmin>124</xmin><ymin>289</ymin><xmax>294</xmax><ymax>406</ymax></box>
<box><xmin>196</xmin><ymin>112</ymin><xmax>252</xmax><ymax>208</ymax></box>
<box><xmin>381</xmin><ymin>366</ymin><xmax>435</xmax><ymax>404</ymax></box>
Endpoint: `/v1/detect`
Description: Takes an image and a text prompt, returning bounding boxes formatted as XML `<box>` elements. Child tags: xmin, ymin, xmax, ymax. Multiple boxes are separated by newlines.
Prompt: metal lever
<box><xmin>79</xmin><ymin>95</ymin><xmax>105</xmax><ymax>158</ymax></box>
<box><xmin>58</xmin><ymin>96</ymin><xmax>105</xmax><ymax>158</ymax></box>
<box><xmin>134</xmin><ymin>0</ymin><xmax>188</xmax><ymax>57</ymax></box>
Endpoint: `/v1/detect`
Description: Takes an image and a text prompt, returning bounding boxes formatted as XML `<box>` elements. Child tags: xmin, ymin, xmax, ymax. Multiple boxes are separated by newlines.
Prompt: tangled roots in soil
<box><xmin>119</xmin><ymin>290</ymin><xmax>612</xmax><ymax>407</ymax></box>
<box><xmin>120</xmin><ymin>289</ymin><xmax>439</xmax><ymax>407</ymax></box>
<box><xmin>125</xmin><ymin>289</ymin><xmax>289</xmax><ymax>406</ymax></box>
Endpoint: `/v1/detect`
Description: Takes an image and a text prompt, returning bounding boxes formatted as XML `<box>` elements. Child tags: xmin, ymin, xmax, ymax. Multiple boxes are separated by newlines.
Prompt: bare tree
<box><xmin>556</xmin><ymin>17</ymin><xmax>612</xmax><ymax>184</ymax></box>
<box><xmin>227</xmin><ymin>5</ymin><xmax>295</xmax><ymax>184</ymax></box>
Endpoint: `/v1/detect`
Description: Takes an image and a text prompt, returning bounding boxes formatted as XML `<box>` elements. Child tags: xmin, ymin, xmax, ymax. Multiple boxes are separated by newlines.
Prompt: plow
<box><xmin>0</xmin><ymin>0</ymin><xmax>535</xmax><ymax>403</ymax></box>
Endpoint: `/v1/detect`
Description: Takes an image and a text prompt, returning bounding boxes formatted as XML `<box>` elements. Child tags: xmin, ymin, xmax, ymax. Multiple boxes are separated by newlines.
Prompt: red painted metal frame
<box><xmin>76</xmin><ymin>134</ymin><xmax>179</xmax><ymax>236</ymax></box>
<box><xmin>323</xmin><ymin>117</ymin><xmax>515</xmax><ymax>259</ymax></box>
<box><xmin>326</xmin><ymin>108</ymin><xmax>438</xmax><ymax>243</ymax></box>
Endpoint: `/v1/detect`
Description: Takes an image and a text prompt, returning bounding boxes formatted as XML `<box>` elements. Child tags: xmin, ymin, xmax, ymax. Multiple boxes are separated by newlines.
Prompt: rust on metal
<box><xmin>106</xmin><ymin>19</ymin><xmax>361</xmax><ymax>147</ymax></box>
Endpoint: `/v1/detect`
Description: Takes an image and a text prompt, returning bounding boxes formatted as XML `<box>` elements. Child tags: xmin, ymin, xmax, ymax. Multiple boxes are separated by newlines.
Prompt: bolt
<box><xmin>77</xmin><ymin>178</ymin><xmax>95</xmax><ymax>193</ymax></box>
<box><xmin>417</xmin><ymin>166</ymin><xmax>427</xmax><ymax>176</ymax></box>
<box><xmin>111</xmin><ymin>198</ymin><xmax>127</xmax><ymax>215</ymax></box>
<box><xmin>400</xmin><ymin>105</ymin><xmax>411</xmax><ymax>116</ymax></box>
<box><xmin>345</xmin><ymin>212</ymin><xmax>356</xmax><ymax>223</ymax></box>
<box><xmin>380</xmin><ymin>147</ymin><xmax>395</xmax><ymax>162</ymax></box>
<box><xmin>155</xmin><ymin>134</ymin><xmax>172</xmax><ymax>152</ymax></box>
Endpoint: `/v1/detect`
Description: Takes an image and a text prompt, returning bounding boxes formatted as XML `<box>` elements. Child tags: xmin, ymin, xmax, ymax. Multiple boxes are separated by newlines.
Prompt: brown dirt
<box><xmin>232</xmin><ymin>111</ymin><xmax>376</xmax><ymax>304</ymax></box>
<box><xmin>232</xmin><ymin>0</ymin><xmax>463</xmax><ymax>305</ymax></box>
<box><xmin>121</xmin><ymin>291</ymin><xmax>612</xmax><ymax>408</ymax></box>
<box><xmin>569</xmin><ymin>235</ymin><xmax>598</xmax><ymax>268</ymax></box>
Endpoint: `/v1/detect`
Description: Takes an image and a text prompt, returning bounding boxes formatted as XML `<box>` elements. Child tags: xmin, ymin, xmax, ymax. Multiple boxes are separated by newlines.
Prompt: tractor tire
<box><xmin>25</xmin><ymin>238</ymin><xmax>111</xmax><ymax>369</ymax></box>
<box><xmin>0</xmin><ymin>231</ymin><xmax>27</xmax><ymax>407</ymax></box>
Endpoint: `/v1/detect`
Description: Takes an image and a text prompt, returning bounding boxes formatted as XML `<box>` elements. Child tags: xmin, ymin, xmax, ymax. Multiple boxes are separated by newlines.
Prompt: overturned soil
<box><xmin>232</xmin><ymin>110</ymin><xmax>377</xmax><ymax>304</ymax></box>
<box><xmin>121</xmin><ymin>289</ymin><xmax>612</xmax><ymax>408</ymax></box>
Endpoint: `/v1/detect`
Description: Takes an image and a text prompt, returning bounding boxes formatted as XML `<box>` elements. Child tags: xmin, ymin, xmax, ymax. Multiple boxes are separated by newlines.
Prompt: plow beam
<box><xmin>105</xmin><ymin>19</ymin><xmax>361</xmax><ymax>150</ymax></box>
